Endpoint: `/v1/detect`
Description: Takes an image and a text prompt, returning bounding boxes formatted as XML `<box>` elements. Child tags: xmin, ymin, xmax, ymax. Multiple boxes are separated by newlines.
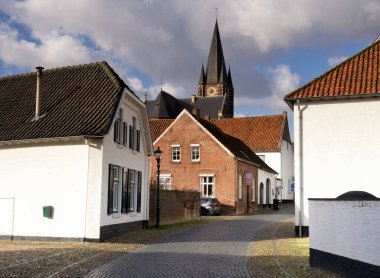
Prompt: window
<box><xmin>171</xmin><ymin>145</ymin><xmax>181</xmax><ymax>162</ymax></box>
<box><xmin>114</xmin><ymin>109</ymin><xmax>123</xmax><ymax>144</ymax></box>
<box><xmin>129</xmin><ymin>117</ymin><xmax>139</xmax><ymax>151</ymax></box>
<box><xmin>191</xmin><ymin>144</ymin><xmax>200</xmax><ymax>162</ymax></box>
<box><xmin>108</xmin><ymin>166</ymin><xmax>142</xmax><ymax>215</ymax></box>
<box><xmin>200</xmin><ymin>175</ymin><xmax>214</xmax><ymax>197</ymax></box>
<box><xmin>159</xmin><ymin>174</ymin><xmax>172</xmax><ymax>190</ymax></box>
<box><xmin>108</xmin><ymin>164</ymin><xmax>123</xmax><ymax>214</ymax></box>
<box><xmin>136</xmin><ymin>130</ymin><xmax>140</xmax><ymax>152</ymax></box>
<box><xmin>123</xmin><ymin>122</ymin><xmax>128</xmax><ymax>146</ymax></box>
<box><xmin>238</xmin><ymin>174</ymin><xmax>243</xmax><ymax>200</ymax></box>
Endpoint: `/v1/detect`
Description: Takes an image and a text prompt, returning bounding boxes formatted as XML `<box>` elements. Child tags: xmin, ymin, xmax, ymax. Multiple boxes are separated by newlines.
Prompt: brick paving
<box><xmin>86</xmin><ymin>206</ymin><xmax>293</xmax><ymax>278</ymax></box>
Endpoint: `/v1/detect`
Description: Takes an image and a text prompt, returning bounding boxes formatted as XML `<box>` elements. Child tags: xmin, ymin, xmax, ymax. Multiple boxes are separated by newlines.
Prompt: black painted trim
<box><xmin>294</xmin><ymin>225</ymin><xmax>309</xmax><ymax>237</ymax></box>
<box><xmin>100</xmin><ymin>220</ymin><xmax>144</xmax><ymax>241</ymax></box>
<box><xmin>310</xmin><ymin>248</ymin><xmax>380</xmax><ymax>278</ymax></box>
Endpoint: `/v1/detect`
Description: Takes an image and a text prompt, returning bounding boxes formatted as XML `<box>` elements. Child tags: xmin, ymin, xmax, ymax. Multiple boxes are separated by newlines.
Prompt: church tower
<box><xmin>198</xmin><ymin>21</ymin><xmax>234</xmax><ymax>118</ymax></box>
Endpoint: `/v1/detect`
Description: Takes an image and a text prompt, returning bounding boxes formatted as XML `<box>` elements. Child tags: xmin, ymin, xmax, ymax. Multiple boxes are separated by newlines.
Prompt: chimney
<box><xmin>191</xmin><ymin>95</ymin><xmax>197</xmax><ymax>103</ymax></box>
<box><xmin>204</xmin><ymin>114</ymin><xmax>210</xmax><ymax>120</ymax></box>
<box><xmin>192</xmin><ymin>108</ymin><xmax>200</xmax><ymax>117</ymax></box>
<box><xmin>35</xmin><ymin>66</ymin><xmax>44</xmax><ymax>120</ymax></box>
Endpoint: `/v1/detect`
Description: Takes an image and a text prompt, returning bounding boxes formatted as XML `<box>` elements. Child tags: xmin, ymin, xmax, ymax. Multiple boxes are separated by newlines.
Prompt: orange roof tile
<box><xmin>285</xmin><ymin>39</ymin><xmax>380</xmax><ymax>102</ymax></box>
<box><xmin>149</xmin><ymin>119</ymin><xmax>174</xmax><ymax>142</ymax></box>
<box><xmin>210</xmin><ymin>113</ymin><xmax>289</xmax><ymax>152</ymax></box>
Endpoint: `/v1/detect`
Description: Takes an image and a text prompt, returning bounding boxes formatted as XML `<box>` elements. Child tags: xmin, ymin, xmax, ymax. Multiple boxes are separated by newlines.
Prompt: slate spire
<box><xmin>205</xmin><ymin>21</ymin><xmax>227</xmax><ymax>84</ymax></box>
<box><xmin>198</xmin><ymin>64</ymin><xmax>206</xmax><ymax>85</ymax></box>
<box><xmin>227</xmin><ymin>66</ymin><xmax>233</xmax><ymax>88</ymax></box>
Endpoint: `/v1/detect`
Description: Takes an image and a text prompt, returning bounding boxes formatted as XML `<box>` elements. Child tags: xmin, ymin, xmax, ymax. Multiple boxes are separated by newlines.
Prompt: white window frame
<box><xmin>159</xmin><ymin>174</ymin><xmax>172</xmax><ymax>190</ymax></box>
<box><xmin>238</xmin><ymin>174</ymin><xmax>243</xmax><ymax>200</ymax></box>
<box><xmin>171</xmin><ymin>145</ymin><xmax>181</xmax><ymax>162</ymax></box>
<box><xmin>111</xmin><ymin>165</ymin><xmax>122</xmax><ymax>213</ymax></box>
<box><xmin>200</xmin><ymin>174</ymin><xmax>215</xmax><ymax>197</ymax></box>
<box><xmin>190</xmin><ymin>144</ymin><xmax>200</xmax><ymax>162</ymax></box>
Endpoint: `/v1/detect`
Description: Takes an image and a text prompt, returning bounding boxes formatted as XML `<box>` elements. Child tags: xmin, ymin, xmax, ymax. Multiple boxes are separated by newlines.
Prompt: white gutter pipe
<box><xmin>297</xmin><ymin>100</ymin><xmax>303</xmax><ymax>237</ymax></box>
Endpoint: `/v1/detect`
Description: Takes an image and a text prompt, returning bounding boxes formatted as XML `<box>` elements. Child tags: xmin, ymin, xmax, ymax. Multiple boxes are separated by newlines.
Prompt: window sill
<box><xmin>112</xmin><ymin>213</ymin><xmax>121</xmax><ymax>218</ymax></box>
<box><xmin>191</xmin><ymin>160</ymin><xmax>200</xmax><ymax>163</ymax></box>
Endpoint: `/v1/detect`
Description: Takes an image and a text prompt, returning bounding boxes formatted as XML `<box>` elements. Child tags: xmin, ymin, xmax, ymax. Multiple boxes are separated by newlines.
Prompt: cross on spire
<box><xmin>215</xmin><ymin>8</ymin><xmax>218</xmax><ymax>21</ymax></box>
<box><xmin>160</xmin><ymin>79</ymin><xmax>165</xmax><ymax>91</ymax></box>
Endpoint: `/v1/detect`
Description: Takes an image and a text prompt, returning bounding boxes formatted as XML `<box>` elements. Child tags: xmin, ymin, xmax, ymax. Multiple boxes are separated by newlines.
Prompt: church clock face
<box><xmin>207</xmin><ymin>87</ymin><xmax>216</xmax><ymax>96</ymax></box>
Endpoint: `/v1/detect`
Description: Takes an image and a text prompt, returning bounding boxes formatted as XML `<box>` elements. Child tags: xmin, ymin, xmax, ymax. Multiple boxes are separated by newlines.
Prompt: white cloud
<box><xmin>0</xmin><ymin>0</ymin><xmax>379</xmax><ymax>110</ymax></box>
<box><xmin>328</xmin><ymin>56</ymin><xmax>349</xmax><ymax>67</ymax></box>
<box><xmin>235</xmin><ymin>64</ymin><xmax>299</xmax><ymax>113</ymax></box>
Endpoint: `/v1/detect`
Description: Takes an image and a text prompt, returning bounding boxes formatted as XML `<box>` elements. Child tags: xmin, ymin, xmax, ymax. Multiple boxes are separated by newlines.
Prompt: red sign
<box><xmin>245</xmin><ymin>172</ymin><xmax>253</xmax><ymax>187</ymax></box>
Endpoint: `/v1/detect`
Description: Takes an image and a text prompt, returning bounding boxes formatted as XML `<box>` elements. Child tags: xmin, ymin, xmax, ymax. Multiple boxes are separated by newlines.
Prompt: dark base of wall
<box><xmin>0</xmin><ymin>235</ymin><xmax>97</xmax><ymax>242</ymax></box>
<box><xmin>294</xmin><ymin>225</ymin><xmax>309</xmax><ymax>237</ymax></box>
<box><xmin>100</xmin><ymin>220</ymin><xmax>144</xmax><ymax>241</ymax></box>
<box><xmin>280</xmin><ymin>200</ymin><xmax>294</xmax><ymax>204</ymax></box>
<box><xmin>310</xmin><ymin>248</ymin><xmax>380</xmax><ymax>278</ymax></box>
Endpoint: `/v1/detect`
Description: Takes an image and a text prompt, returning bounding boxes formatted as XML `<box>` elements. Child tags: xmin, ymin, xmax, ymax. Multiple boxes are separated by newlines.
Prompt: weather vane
<box><xmin>215</xmin><ymin>8</ymin><xmax>218</xmax><ymax>21</ymax></box>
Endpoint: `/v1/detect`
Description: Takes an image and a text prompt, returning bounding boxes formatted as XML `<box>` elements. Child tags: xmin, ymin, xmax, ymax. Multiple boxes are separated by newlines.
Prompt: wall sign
<box><xmin>245</xmin><ymin>172</ymin><xmax>253</xmax><ymax>187</ymax></box>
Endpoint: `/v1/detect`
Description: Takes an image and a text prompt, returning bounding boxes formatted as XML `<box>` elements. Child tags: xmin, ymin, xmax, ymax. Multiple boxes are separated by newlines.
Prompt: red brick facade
<box><xmin>150</xmin><ymin>112</ymin><xmax>259</xmax><ymax>214</ymax></box>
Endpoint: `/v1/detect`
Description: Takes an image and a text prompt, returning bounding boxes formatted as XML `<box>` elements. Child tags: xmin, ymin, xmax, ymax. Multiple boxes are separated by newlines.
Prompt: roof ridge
<box><xmin>284</xmin><ymin>38</ymin><xmax>380</xmax><ymax>100</ymax></box>
<box><xmin>0</xmin><ymin>61</ymin><xmax>105</xmax><ymax>80</ymax></box>
<box><xmin>211</xmin><ymin>114</ymin><xmax>284</xmax><ymax>121</ymax></box>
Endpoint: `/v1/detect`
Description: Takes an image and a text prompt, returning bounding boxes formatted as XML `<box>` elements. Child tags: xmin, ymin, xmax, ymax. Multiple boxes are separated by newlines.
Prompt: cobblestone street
<box><xmin>86</xmin><ymin>206</ymin><xmax>293</xmax><ymax>278</ymax></box>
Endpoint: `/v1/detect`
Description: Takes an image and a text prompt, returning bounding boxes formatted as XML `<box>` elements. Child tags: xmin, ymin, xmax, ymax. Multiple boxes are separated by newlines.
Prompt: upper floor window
<box><xmin>114</xmin><ymin>109</ymin><xmax>123</xmax><ymax>144</ymax></box>
<box><xmin>128</xmin><ymin>117</ymin><xmax>141</xmax><ymax>152</ymax></box>
<box><xmin>191</xmin><ymin>144</ymin><xmax>200</xmax><ymax>162</ymax></box>
<box><xmin>171</xmin><ymin>145</ymin><xmax>181</xmax><ymax>162</ymax></box>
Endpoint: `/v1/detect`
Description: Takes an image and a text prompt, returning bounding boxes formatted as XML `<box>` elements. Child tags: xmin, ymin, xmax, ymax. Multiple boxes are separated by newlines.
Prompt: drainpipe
<box><xmin>297</xmin><ymin>100</ymin><xmax>303</xmax><ymax>237</ymax></box>
<box><xmin>35</xmin><ymin>66</ymin><xmax>44</xmax><ymax>120</ymax></box>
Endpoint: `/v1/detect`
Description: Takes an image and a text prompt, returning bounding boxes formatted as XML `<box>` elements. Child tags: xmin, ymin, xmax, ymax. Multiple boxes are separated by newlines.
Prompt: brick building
<box><xmin>149</xmin><ymin>110</ymin><xmax>276</xmax><ymax>214</ymax></box>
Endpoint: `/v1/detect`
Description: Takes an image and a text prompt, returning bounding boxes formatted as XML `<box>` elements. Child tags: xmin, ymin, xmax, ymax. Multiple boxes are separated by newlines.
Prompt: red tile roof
<box><xmin>211</xmin><ymin>114</ymin><xmax>288</xmax><ymax>152</ymax></box>
<box><xmin>285</xmin><ymin>39</ymin><xmax>380</xmax><ymax>102</ymax></box>
<box><xmin>149</xmin><ymin>119</ymin><xmax>174</xmax><ymax>142</ymax></box>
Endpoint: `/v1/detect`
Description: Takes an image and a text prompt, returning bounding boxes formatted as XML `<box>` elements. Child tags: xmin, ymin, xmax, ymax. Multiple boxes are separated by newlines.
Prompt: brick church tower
<box><xmin>198</xmin><ymin>21</ymin><xmax>234</xmax><ymax>118</ymax></box>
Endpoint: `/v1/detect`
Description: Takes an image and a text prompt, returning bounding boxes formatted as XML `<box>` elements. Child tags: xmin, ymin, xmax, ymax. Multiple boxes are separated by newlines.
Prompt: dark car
<box><xmin>201</xmin><ymin>197</ymin><xmax>221</xmax><ymax>216</ymax></box>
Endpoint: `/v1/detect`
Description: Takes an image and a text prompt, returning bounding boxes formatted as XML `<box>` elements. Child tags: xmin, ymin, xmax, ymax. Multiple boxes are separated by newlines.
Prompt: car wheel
<box><xmin>206</xmin><ymin>209</ymin><xmax>213</xmax><ymax>216</ymax></box>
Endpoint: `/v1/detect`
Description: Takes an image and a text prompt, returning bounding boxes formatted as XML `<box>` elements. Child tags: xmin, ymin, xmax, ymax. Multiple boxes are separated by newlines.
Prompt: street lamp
<box><xmin>154</xmin><ymin>146</ymin><xmax>163</xmax><ymax>228</ymax></box>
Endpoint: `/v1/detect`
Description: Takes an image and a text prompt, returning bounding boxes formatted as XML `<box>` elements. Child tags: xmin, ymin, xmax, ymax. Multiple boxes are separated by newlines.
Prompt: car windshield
<box><xmin>201</xmin><ymin>198</ymin><xmax>210</xmax><ymax>204</ymax></box>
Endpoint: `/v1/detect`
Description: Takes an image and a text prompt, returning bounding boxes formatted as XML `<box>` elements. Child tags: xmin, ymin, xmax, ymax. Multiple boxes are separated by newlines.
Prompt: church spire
<box><xmin>205</xmin><ymin>20</ymin><xmax>226</xmax><ymax>84</ymax></box>
<box><xmin>198</xmin><ymin>64</ymin><xmax>206</xmax><ymax>85</ymax></box>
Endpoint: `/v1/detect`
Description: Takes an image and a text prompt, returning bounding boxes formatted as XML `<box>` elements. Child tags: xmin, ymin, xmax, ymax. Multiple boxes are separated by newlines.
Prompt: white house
<box><xmin>210</xmin><ymin>113</ymin><xmax>294</xmax><ymax>204</ymax></box>
<box><xmin>284</xmin><ymin>38</ymin><xmax>380</xmax><ymax>236</ymax></box>
<box><xmin>0</xmin><ymin>62</ymin><xmax>153</xmax><ymax>241</ymax></box>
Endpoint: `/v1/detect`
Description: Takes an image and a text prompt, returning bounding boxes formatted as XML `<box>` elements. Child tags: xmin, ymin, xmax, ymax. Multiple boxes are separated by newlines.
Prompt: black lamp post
<box><xmin>154</xmin><ymin>146</ymin><xmax>163</xmax><ymax>228</ymax></box>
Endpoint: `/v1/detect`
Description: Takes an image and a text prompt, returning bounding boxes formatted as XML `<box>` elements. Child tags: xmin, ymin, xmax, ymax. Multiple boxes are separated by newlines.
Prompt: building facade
<box><xmin>0</xmin><ymin>62</ymin><xmax>153</xmax><ymax>241</ymax></box>
<box><xmin>285</xmin><ymin>37</ymin><xmax>380</xmax><ymax>236</ymax></box>
<box><xmin>149</xmin><ymin>110</ymin><xmax>276</xmax><ymax>214</ymax></box>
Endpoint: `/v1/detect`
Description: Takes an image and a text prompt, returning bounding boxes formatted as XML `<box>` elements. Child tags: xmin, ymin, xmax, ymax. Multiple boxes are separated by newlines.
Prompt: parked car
<box><xmin>201</xmin><ymin>197</ymin><xmax>221</xmax><ymax>216</ymax></box>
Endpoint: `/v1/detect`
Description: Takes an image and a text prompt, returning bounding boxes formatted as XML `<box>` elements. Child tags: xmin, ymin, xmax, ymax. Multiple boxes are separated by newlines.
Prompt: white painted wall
<box><xmin>280</xmin><ymin>140</ymin><xmax>294</xmax><ymax>200</ymax></box>
<box><xmin>256</xmin><ymin>141</ymin><xmax>294</xmax><ymax>201</ymax></box>
<box><xmin>309</xmin><ymin>200</ymin><xmax>380</xmax><ymax>266</ymax></box>
<box><xmin>100</xmin><ymin>97</ymin><xmax>150</xmax><ymax>227</ymax></box>
<box><xmin>0</xmin><ymin>141</ymin><xmax>89</xmax><ymax>239</ymax></box>
<box><xmin>257</xmin><ymin>169</ymin><xmax>276</xmax><ymax>205</ymax></box>
<box><xmin>294</xmin><ymin>99</ymin><xmax>380</xmax><ymax>227</ymax></box>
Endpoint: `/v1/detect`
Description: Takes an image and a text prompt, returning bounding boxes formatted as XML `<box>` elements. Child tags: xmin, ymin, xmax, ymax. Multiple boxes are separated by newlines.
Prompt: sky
<box><xmin>1</xmin><ymin>0</ymin><xmax>380</xmax><ymax>137</ymax></box>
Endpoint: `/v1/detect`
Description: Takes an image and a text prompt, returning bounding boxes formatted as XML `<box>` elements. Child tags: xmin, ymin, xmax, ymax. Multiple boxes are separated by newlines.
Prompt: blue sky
<box><xmin>1</xmin><ymin>0</ymin><xmax>379</xmax><ymax>137</ymax></box>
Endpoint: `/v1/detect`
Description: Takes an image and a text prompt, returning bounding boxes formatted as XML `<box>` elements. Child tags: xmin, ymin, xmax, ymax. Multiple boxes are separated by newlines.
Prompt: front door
<box><xmin>259</xmin><ymin>183</ymin><xmax>264</xmax><ymax>208</ymax></box>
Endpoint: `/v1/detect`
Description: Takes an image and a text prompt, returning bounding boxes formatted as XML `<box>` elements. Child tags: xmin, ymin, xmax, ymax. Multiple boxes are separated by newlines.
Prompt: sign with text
<box><xmin>291</xmin><ymin>176</ymin><xmax>295</xmax><ymax>192</ymax></box>
<box><xmin>245</xmin><ymin>172</ymin><xmax>253</xmax><ymax>187</ymax></box>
